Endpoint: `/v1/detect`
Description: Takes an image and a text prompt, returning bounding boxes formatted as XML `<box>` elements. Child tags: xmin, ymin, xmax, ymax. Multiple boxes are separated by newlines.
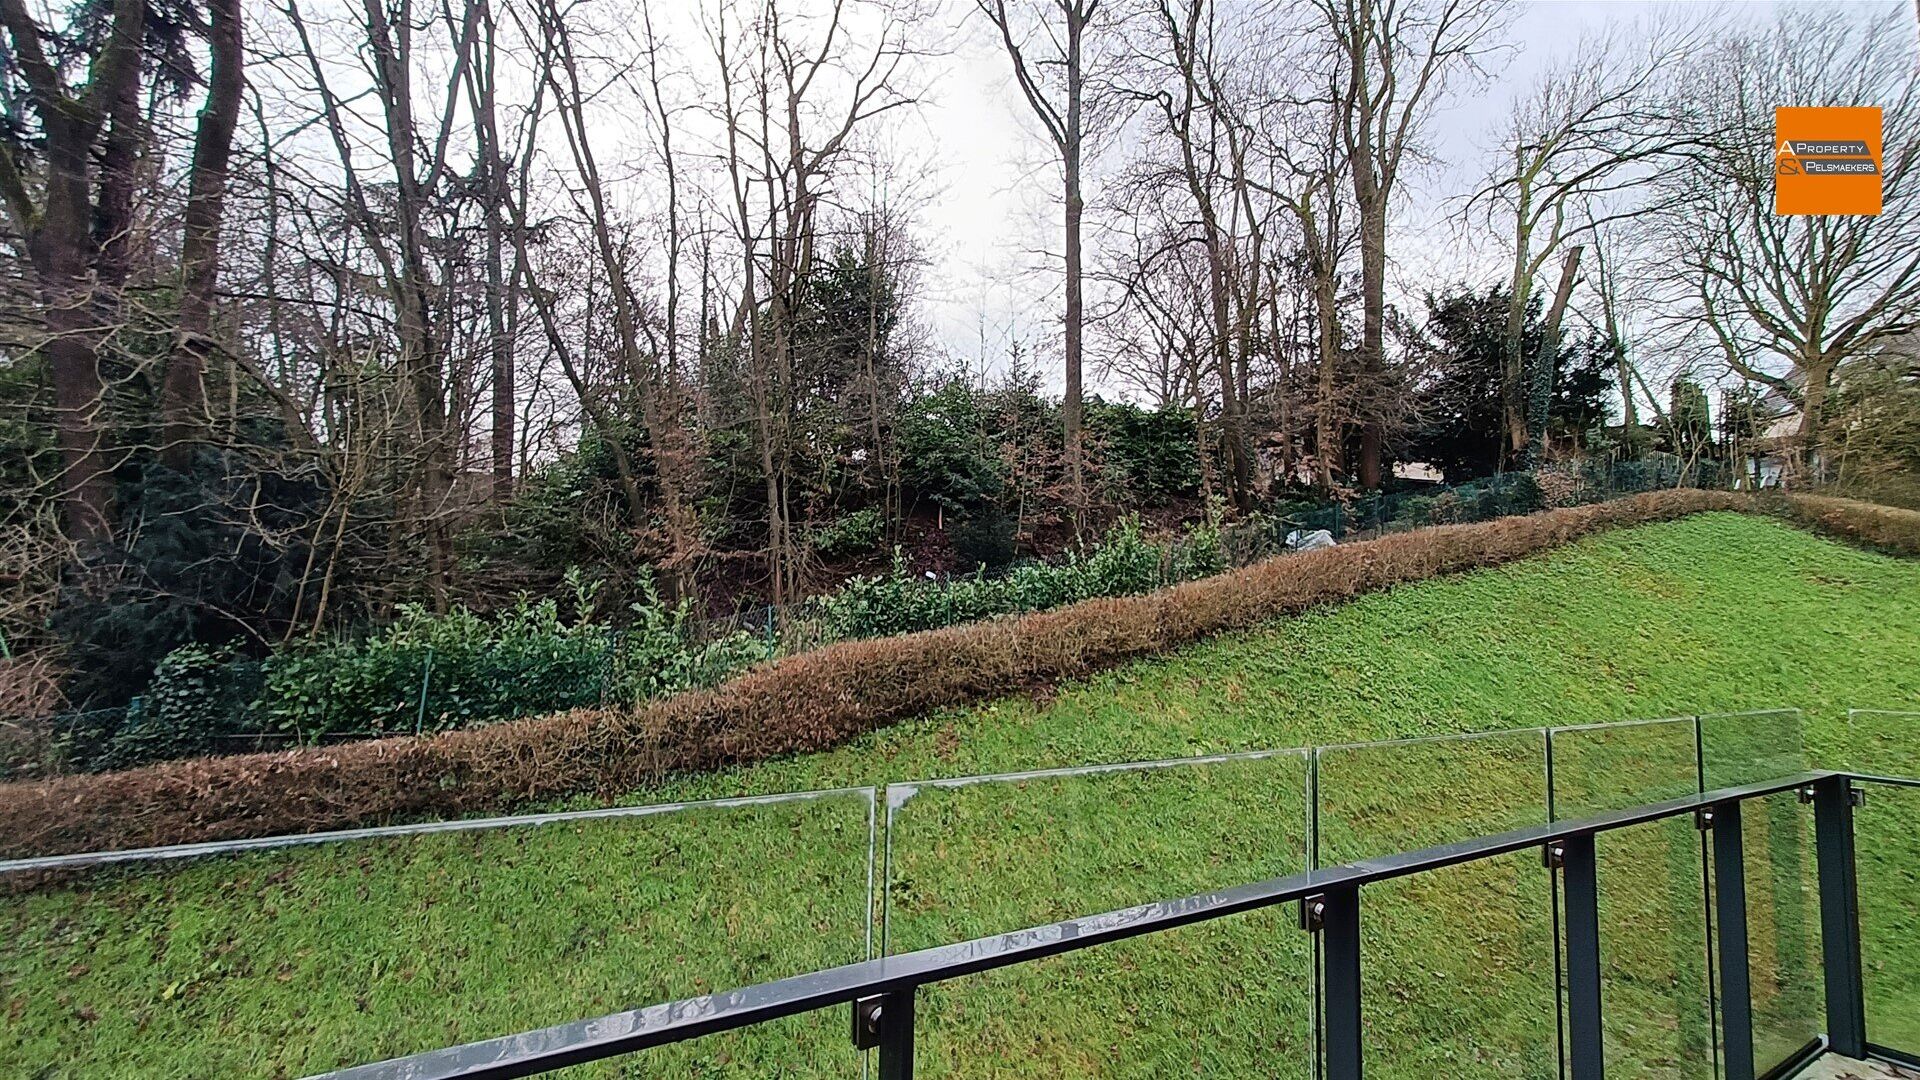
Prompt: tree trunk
<box><xmin>161</xmin><ymin>0</ymin><xmax>243</xmax><ymax>470</ymax></box>
<box><xmin>1313</xmin><ymin>261</ymin><xmax>1342</xmax><ymax>491</ymax></box>
<box><xmin>363</xmin><ymin>0</ymin><xmax>452</xmax><ymax>607</ymax></box>
<box><xmin>1795</xmin><ymin>353</ymin><xmax>1833</xmax><ymax>482</ymax></box>
<box><xmin>1502</xmin><ymin>260</ymin><xmax>1531</xmax><ymax>466</ymax></box>
<box><xmin>1355</xmin><ymin>202</ymin><xmax>1385</xmax><ymax>488</ymax></box>
<box><xmin>475</xmin><ymin>3</ymin><xmax>513</xmax><ymax>498</ymax></box>
<box><xmin>1528</xmin><ymin>244</ymin><xmax>1583</xmax><ymax>465</ymax></box>
<box><xmin>1062</xmin><ymin>7</ymin><xmax>1087</xmax><ymax>529</ymax></box>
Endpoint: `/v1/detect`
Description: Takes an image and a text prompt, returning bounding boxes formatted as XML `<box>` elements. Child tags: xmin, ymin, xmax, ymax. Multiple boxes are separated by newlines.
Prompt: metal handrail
<box><xmin>313</xmin><ymin>770</ymin><xmax>1854</xmax><ymax>1080</ymax></box>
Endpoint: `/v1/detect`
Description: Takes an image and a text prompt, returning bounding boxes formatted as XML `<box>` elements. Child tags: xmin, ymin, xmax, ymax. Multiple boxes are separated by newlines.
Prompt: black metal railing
<box><xmin>7</xmin><ymin>709</ymin><xmax>1916</xmax><ymax>1080</ymax></box>
<box><xmin>301</xmin><ymin>770</ymin><xmax>1917</xmax><ymax>1080</ymax></box>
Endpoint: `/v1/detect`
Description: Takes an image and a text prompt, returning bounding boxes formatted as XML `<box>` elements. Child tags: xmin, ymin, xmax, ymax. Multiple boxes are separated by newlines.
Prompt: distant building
<box><xmin>1741</xmin><ymin>372</ymin><xmax>1806</xmax><ymax>489</ymax></box>
<box><xmin>1737</xmin><ymin>330</ymin><xmax>1917</xmax><ymax>488</ymax></box>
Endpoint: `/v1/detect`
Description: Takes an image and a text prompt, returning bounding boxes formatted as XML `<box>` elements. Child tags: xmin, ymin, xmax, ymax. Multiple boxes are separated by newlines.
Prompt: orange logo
<box><xmin>1775</xmin><ymin>107</ymin><xmax>1882</xmax><ymax>216</ymax></box>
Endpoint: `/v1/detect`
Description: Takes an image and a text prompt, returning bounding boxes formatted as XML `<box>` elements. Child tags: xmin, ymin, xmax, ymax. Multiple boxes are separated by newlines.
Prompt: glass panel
<box><xmin>1548</xmin><ymin>718</ymin><xmax>1713</xmax><ymax>1080</ymax></box>
<box><xmin>882</xmin><ymin>750</ymin><xmax>1313</xmax><ymax>1079</ymax></box>
<box><xmin>1315</xmin><ymin>729</ymin><xmax>1556</xmax><ymax>1080</ymax></box>
<box><xmin>1699</xmin><ymin>708</ymin><xmax>1808</xmax><ymax>790</ymax></box>
<box><xmin>1700</xmin><ymin>709</ymin><xmax>1824</xmax><ymax>1069</ymax></box>
<box><xmin>1732</xmin><ymin>791</ymin><xmax>1823</xmax><ymax>1072</ymax></box>
<box><xmin>1856</xmin><ymin>779</ymin><xmax>1920</xmax><ymax>1055</ymax></box>
<box><xmin>1841</xmin><ymin>709</ymin><xmax>1920</xmax><ymax>780</ymax></box>
<box><xmin>0</xmin><ymin>788</ymin><xmax>877</xmax><ymax>1078</ymax></box>
<box><xmin>1699</xmin><ymin>709</ymin><xmax>1822</xmax><ymax>1073</ymax></box>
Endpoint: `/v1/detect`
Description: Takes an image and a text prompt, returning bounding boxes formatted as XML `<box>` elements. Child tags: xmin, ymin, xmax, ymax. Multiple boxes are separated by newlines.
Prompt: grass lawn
<box><xmin>4</xmin><ymin>512</ymin><xmax>1918</xmax><ymax>1078</ymax></box>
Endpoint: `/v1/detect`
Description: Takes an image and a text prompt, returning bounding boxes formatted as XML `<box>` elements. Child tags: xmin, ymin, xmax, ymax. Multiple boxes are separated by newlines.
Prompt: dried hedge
<box><xmin>2</xmin><ymin>487</ymin><xmax>1902</xmax><ymax>859</ymax></box>
<box><xmin>1776</xmin><ymin>492</ymin><xmax>1920</xmax><ymax>555</ymax></box>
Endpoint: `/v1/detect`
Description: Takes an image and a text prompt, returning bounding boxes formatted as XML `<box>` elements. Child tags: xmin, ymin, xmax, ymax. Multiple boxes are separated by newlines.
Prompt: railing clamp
<box><xmin>1298</xmin><ymin>894</ymin><xmax>1327</xmax><ymax>933</ymax></box>
<box><xmin>1694</xmin><ymin>807</ymin><xmax>1716</xmax><ymax>831</ymax></box>
<box><xmin>1541</xmin><ymin>841</ymin><xmax>1566</xmax><ymax>869</ymax></box>
<box><xmin>1800</xmin><ymin>784</ymin><xmax>1867</xmax><ymax>808</ymax></box>
<box><xmin>850</xmin><ymin>995</ymin><xmax>886</xmax><ymax>1050</ymax></box>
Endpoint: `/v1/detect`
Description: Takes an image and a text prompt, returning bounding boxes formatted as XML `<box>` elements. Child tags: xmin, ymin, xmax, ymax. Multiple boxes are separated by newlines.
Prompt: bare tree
<box><xmin>281</xmin><ymin>0</ymin><xmax>482</xmax><ymax>605</ymax></box>
<box><xmin>1317</xmin><ymin>0</ymin><xmax>1506</xmax><ymax>487</ymax></box>
<box><xmin>1470</xmin><ymin>21</ymin><xmax>1701</xmax><ymax>465</ymax></box>
<box><xmin>977</xmin><ymin>0</ymin><xmax>1113</xmax><ymax>525</ymax></box>
<box><xmin>1125</xmin><ymin>0</ymin><xmax>1265</xmax><ymax>507</ymax></box>
<box><xmin>1653</xmin><ymin>8</ymin><xmax>1919</xmax><ymax>475</ymax></box>
<box><xmin>711</xmin><ymin>0</ymin><xmax>924</xmax><ymax>601</ymax></box>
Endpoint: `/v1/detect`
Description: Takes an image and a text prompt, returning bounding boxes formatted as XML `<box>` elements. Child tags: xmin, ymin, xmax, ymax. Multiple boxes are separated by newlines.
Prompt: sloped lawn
<box><xmin>5</xmin><ymin>512</ymin><xmax>1917</xmax><ymax>1078</ymax></box>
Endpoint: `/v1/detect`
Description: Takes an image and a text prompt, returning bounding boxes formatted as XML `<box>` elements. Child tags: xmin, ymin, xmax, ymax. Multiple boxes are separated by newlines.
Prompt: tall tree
<box><xmin>1472</xmin><ymin>22</ymin><xmax>1700</xmax><ymax>467</ymax></box>
<box><xmin>1655</xmin><ymin>8</ymin><xmax>1919</xmax><ymax>476</ymax></box>
<box><xmin>978</xmin><ymin>0</ymin><xmax>1107</xmax><ymax>525</ymax></box>
<box><xmin>284</xmin><ymin>0</ymin><xmax>474</xmax><ymax>605</ymax></box>
<box><xmin>1130</xmin><ymin>0</ymin><xmax>1262</xmax><ymax>507</ymax></box>
<box><xmin>0</xmin><ymin>0</ymin><xmax>148</xmax><ymax>540</ymax></box>
<box><xmin>160</xmin><ymin>0</ymin><xmax>246</xmax><ymax>469</ymax></box>
<box><xmin>1319</xmin><ymin>0</ymin><xmax>1506</xmax><ymax>487</ymax></box>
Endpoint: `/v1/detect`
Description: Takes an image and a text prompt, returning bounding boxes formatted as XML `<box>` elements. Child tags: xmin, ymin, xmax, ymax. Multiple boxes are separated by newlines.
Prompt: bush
<box><xmin>1168</xmin><ymin>509</ymin><xmax>1227</xmax><ymax>580</ymax></box>
<box><xmin>608</xmin><ymin>571</ymin><xmax>770</xmax><ymax>702</ymax></box>
<box><xmin>815</xmin><ymin>516</ymin><xmax>1179</xmax><ymax>641</ymax></box>
<box><xmin>259</xmin><ymin>598</ymin><xmax>613</xmax><ymax>741</ymax></box>
<box><xmin>809</xmin><ymin>509</ymin><xmax>887</xmax><ymax>559</ymax></box>
<box><xmin>0</xmin><ymin>490</ymin><xmax>1759</xmax><ymax>858</ymax></box>
<box><xmin>1502</xmin><ymin>473</ymin><xmax>1546</xmax><ymax>516</ymax></box>
<box><xmin>75</xmin><ymin>645</ymin><xmax>255</xmax><ymax>771</ymax></box>
<box><xmin>256</xmin><ymin>568</ymin><xmax>781</xmax><ymax>739</ymax></box>
<box><xmin>1085</xmin><ymin>399</ymin><xmax>1201</xmax><ymax>503</ymax></box>
<box><xmin>951</xmin><ymin>505</ymin><xmax>1017</xmax><ymax>568</ymax></box>
<box><xmin>1776</xmin><ymin>493</ymin><xmax>1920</xmax><ymax>555</ymax></box>
<box><xmin>1075</xmin><ymin>516</ymin><xmax>1162</xmax><ymax>597</ymax></box>
<box><xmin>1392</xmin><ymin>495</ymin><xmax>1438</xmax><ymax>528</ymax></box>
<box><xmin>898</xmin><ymin>380</ymin><xmax>1005</xmax><ymax>514</ymax></box>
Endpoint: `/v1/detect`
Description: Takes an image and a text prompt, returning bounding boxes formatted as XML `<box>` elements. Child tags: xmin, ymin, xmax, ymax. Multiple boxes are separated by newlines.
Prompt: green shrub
<box><xmin>1074</xmin><ymin>516</ymin><xmax>1161</xmax><ymax>597</ymax></box>
<box><xmin>607</xmin><ymin>571</ymin><xmax>770</xmax><ymax>702</ymax></box>
<box><xmin>260</xmin><ymin>599</ymin><xmax>613</xmax><ymax>740</ymax></box>
<box><xmin>1085</xmin><ymin>399</ymin><xmax>1201</xmax><ymax>503</ymax></box>
<box><xmin>951</xmin><ymin>505</ymin><xmax>1018</xmax><ymax>568</ymax></box>
<box><xmin>809</xmin><ymin>509</ymin><xmax>886</xmax><ymax>559</ymax></box>
<box><xmin>898</xmin><ymin>380</ymin><xmax>1005</xmax><ymax>514</ymax></box>
<box><xmin>1503</xmin><ymin>473</ymin><xmax>1546</xmax><ymax>515</ymax></box>
<box><xmin>1393</xmin><ymin>495</ymin><xmax>1438</xmax><ymax>528</ymax></box>
<box><xmin>813</xmin><ymin>516</ymin><xmax>1181</xmax><ymax>641</ymax></box>
<box><xmin>1168</xmin><ymin>510</ymin><xmax>1227</xmax><ymax>580</ymax></box>
<box><xmin>91</xmin><ymin>645</ymin><xmax>250</xmax><ymax>770</ymax></box>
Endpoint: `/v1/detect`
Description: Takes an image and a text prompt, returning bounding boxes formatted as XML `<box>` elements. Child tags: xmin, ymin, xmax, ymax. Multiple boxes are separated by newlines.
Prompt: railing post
<box><xmin>1813</xmin><ymin>776</ymin><xmax>1867</xmax><ymax>1058</ymax></box>
<box><xmin>1561</xmin><ymin>832</ymin><xmax>1606</xmax><ymax>1080</ymax></box>
<box><xmin>1320</xmin><ymin>886</ymin><xmax>1363</xmax><ymax>1080</ymax></box>
<box><xmin>853</xmin><ymin>988</ymin><xmax>916</xmax><ymax>1080</ymax></box>
<box><xmin>1708</xmin><ymin>803</ymin><xmax>1756</xmax><ymax>1080</ymax></box>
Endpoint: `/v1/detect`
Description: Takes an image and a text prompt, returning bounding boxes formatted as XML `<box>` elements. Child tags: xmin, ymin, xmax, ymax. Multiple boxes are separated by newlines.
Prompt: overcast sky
<box><xmin>896</xmin><ymin>0</ymin><xmax>1913</xmax><ymax>395</ymax></box>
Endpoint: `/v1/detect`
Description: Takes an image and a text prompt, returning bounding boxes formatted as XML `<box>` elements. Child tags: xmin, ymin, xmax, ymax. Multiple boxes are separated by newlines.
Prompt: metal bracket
<box><xmin>1298</xmin><ymin>894</ymin><xmax>1327</xmax><ymax>933</ymax></box>
<box><xmin>1695</xmin><ymin>807</ymin><xmax>1716</xmax><ymax>832</ymax></box>
<box><xmin>850</xmin><ymin>995</ymin><xmax>885</xmax><ymax>1050</ymax></box>
<box><xmin>1542</xmin><ymin>841</ymin><xmax>1566</xmax><ymax>869</ymax></box>
<box><xmin>1799</xmin><ymin>784</ymin><xmax>1866</xmax><ymax>808</ymax></box>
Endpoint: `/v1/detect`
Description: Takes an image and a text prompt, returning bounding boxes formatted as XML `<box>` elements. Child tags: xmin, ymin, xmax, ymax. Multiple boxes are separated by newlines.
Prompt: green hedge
<box><xmin>812</xmin><ymin>517</ymin><xmax>1187</xmax><ymax>640</ymax></box>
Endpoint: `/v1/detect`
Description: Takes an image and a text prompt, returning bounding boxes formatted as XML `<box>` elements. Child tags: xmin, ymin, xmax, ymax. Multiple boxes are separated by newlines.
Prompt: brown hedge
<box><xmin>2</xmin><ymin>487</ymin><xmax>1898</xmax><ymax>860</ymax></box>
<box><xmin>1775</xmin><ymin>492</ymin><xmax>1920</xmax><ymax>555</ymax></box>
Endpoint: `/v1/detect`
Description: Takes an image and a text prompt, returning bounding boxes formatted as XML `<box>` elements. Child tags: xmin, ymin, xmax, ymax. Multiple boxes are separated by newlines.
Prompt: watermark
<box><xmin>1775</xmin><ymin>107</ymin><xmax>1882</xmax><ymax>215</ymax></box>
